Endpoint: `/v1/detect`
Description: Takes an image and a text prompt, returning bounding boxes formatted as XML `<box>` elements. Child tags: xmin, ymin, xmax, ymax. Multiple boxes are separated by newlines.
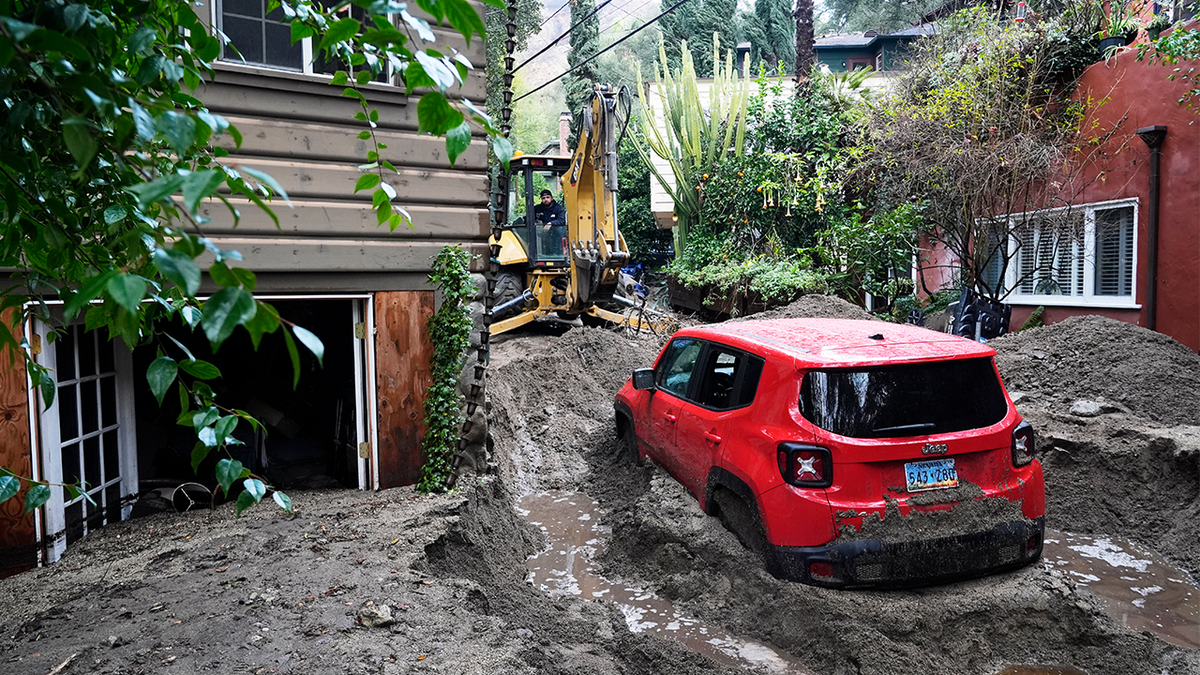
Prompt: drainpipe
<box><xmin>1136</xmin><ymin>125</ymin><xmax>1167</xmax><ymax>332</ymax></box>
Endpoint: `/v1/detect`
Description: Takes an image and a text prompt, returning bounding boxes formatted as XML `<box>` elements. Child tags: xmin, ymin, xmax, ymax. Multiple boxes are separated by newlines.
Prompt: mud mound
<box><xmin>733</xmin><ymin>294</ymin><xmax>879</xmax><ymax>322</ymax></box>
<box><xmin>992</xmin><ymin>315</ymin><xmax>1200</xmax><ymax>426</ymax></box>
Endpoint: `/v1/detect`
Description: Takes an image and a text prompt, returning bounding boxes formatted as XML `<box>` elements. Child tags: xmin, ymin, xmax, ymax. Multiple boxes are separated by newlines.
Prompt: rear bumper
<box><xmin>771</xmin><ymin>517</ymin><xmax>1045</xmax><ymax>588</ymax></box>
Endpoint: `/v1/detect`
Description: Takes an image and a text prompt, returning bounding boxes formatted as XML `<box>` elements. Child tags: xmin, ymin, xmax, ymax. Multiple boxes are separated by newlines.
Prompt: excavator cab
<box><xmin>499</xmin><ymin>155</ymin><xmax>572</xmax><ymax>268</ymax></box>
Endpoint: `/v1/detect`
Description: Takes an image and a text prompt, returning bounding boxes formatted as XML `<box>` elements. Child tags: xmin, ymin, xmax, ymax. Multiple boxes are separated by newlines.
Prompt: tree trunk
<box><xmin>793</xmin><ymin>0</ymin><xmax>814</xmax><ymax>93</ymax></box>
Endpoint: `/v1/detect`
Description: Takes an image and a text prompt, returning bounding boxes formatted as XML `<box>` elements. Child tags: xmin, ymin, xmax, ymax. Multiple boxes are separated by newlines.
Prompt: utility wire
<box><xmin>514</xmin><ymin>0</ymin><xmax>613</xmax><ymax>74</ymax></box>
<box><xmin>540</xmin><ymin>0</ymin><xmax>571</xmax><ymax>27</ymax></box>
<box><xmin>514</xmin><ymin>0</ymin><xmax>691</xmax><ymax>103</ymax></box>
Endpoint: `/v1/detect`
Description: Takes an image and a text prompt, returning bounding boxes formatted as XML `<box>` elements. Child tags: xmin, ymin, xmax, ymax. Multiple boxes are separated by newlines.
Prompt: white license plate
<box><xmin>904</xmin><ymin>458</ymin><xmax>958</xmax><ymax>492</ymax></box>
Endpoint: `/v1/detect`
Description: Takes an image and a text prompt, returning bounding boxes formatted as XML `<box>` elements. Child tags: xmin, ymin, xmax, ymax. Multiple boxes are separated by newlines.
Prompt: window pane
<box><xmin>58</xmin><ymin>384</ymin><xmax>78</xmax><ymax>441</ymax></box>
<box><xmin>734</xmin><ymin>357</ymin><xmax>764</xmax><ymax>407</ymax></box>
<box><xmin>85</xmin><ymin>492</ymin><xmax>103</xmax><ymax>532</ymax></box>
<box><xmin>699</xmin><ymin>350</ymin><xmax>741</xmax><ymax>409</ymax></box>
<box><xmin>656</xmin><ymin>339</ymin><xmax>702</xmax><ymax>398</ymax></box>
<box><xmin>98</xmin><ymin>336</ymin><xmax>115</xmax><ymax>374</ymax></box>
<box><xmin>800</xmin><ymin>357</ymin><xmax>1008</xmax><ymax>439</ymax></box>
<box><xmin>222</xmin><ymin>15</ymin><xmax>264</xmax><ymax>63</ymax></box>
<box><xmin>62</xmin><ymin>442</ymin><xmax>81</xmax><ymax>486</ymax></box>
<box><xmin>223</xmin><ymin>0</ymin><xmax>263</xmax><ymax>18</ymax></box>
<box><xmin>264</xmin><ymin>22</ymin><xmax>303</xmax><ymax>70</ymax></box>
<box><xmin>79</xmin><ymin>329</ymin><xmax>96</xmax><ymax>377</ymax></box>
<box><xmin>101</xmin><ymin>375</ymin><xmax>117</xmax><ymax>427</ymax></box>
<box><xmin>81</xmin><ymin>379</ymin><xmax>98</xmax><ymax>434</ymax></box>
<box><xmin>65</xmin><ymin>501</ymin><xmax>84</xmax><ymax>545</ymax></box>
<box><xmin>85</xmin><ymin>435</ymin><xmax>101</xmax><ymax>487</ymax></box>
<box><xmin>1095</xmin><ymin>206</ymin><xmax>1134</xmax><ymax>297</ymax></box>
<box><xmin>56</xmin><ymin>326</ymin><xmax>76</xmax><ymax>381</ymax></box>
<box><xmin>103</xmin><ymin>429</ymin><xmax>120</xmax><ymax>483</ymax></box>
<box><xmin>106</xmin><ymin>484</ymin><xmax>123</xmax><ymax>525</ymax></box>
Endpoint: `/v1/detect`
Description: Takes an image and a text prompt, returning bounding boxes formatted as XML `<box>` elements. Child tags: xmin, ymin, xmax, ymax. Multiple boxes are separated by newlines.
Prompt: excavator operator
<box><xmin>534</xmin><ymin>189</ymin><xmax>567</xmax><ymax>258</ymax></box>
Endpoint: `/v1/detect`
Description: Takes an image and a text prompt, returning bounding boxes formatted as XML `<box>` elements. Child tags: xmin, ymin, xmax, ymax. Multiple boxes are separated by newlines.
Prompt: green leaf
<box><xmin>231</xmin><ymin>268</ymin><xmax>257</xmax><ymax>291</ymax></box>
<box><xmin>0</xmin><ymin>475</ymin><xmax>18</xmax><ymax>504</ymax></box>
<box><xmin>182</xmin><ymin>170</ymin><xmax>224</xmax><ymax>214</ymax></box>
<box><xmin>208</xmin><ymin>261</ymin><xmax>238</xmax><ymax>288</ymax></box>
<box><xmin>445</xmin><ymin>121</ymin><xmax>471</xmax><ymax>167</ymax></box>
<box><xmin>440</xmin><ymin>0</ymin><xmax>486</xmax><ymax>42</ymax></box>
<box><xmin>292</xmin><ymin>325</ymin><xmax>324</xmax><ymax>368</ymax></box>
<box><xmin>129</xmin><ymin>174</ymin><xmax>185</xmax><ymax>207</ymax></box>
<box><xmin>106</xmin><ymin>274</ymin><xmax>146</xmax><ymax>313</ymax></box>
<box><xmin>127</xmin><ymin>27</ymin><xmax>157</xmax><ymax>55</ymax></box>
<box><xmin>215</xmin><ymin>415</ymin><xmax>238</xmax><ymax>442</ymax></box>
<box><xmin>152</xmin><ymin>248</ymin><xmax>201</xmax><ymax>295</ymax></box>
<box><xmin>354</xmin><ymin>173</ymin><xmax>381</xmax><ymax>193</ymax></box>
<box><xmin>243</xmin><ymin>478</ymin><xmax>266</xmax><ymax>502</ymax></box>
<box><xmin>416</xmin><ymin>93</ymin><xmax>464</xmax><ymax>135</ymax></box>
<box><xmin>272</xmin><ymin>491</ymin><xmax>293</xmax><ymax>513</ymax></box>
<box><xmin>291</xmin><ymin>20</ymin><xmax>314</xmax><ymax>44</ymax></box>
<box><xmin>282</xmin><ymin>327</ymin><xmax>301</xmax><ymax>389</ymax></box>
<box><xmin>147</xmin><ymin>357</ymin><xmax>178</xmax><ymax>405</ymax></box>
<box><xmin>181</xmin><ymin>306</ymin><xmax>202</xmax><ymax>329</ymax></box>
<box><xmin>319</xmin><ymin>17</ymin><xmax>362</xmax><ymax>51</ymax></box>
<box><xmin>355</xmin><ymin>69</ymin><xmax>374</xmax><ymax>86</ymax></box>
<box><xmin>103</xmin><ymin>205</ymin><xmax>127</xmax><ymax>225</ymax></box>
<box><xmin>179</xmin><ymin>359</ymin><xmax>221</xmax><ymax>380</ymax></box>
<box><xmin>331</xmin><ymin>70</ymin><xmax>350</xmax><ymax>86</ymax></box>
<box><xmin>166</xmin><ymin>334</ymin><xmax>196</xmax><ymax>363</ymax></box>
<box><xmin>156</xmin><ymin>111</ymin><xmax>197</xmax><ymax>156</ymax></box>
<box><xmin>357</xmin><ymin>130</ymin><xmax>372</xmax><ymax>140</ymax></box>
<box><xmin>1</xmin><ymin>17</ymin><xmax>41</xmax><ymax>42</ymax></box>
<box><xmin>493</xmin><ymin>135</ymin><xmax>514</xmax><ymax>171</ymax></box>
<box><xmin>190</xmin><ymin>442</ymin><xmax>211</xmax><ymax>474</ymax></box>
<box><xmin>215</xmin><ymin>458</ymin><xmax>244</xmax><ymax>497</ymax></box>
<box><xmin>64</xmin><ymin>269</ymin><xmax>118</xmax><ymax>320</ymax></box>
<box><xmin>24</xmin><ymin>484</ymin><xmax>51</xmax><ymax>513</ymax></box>
<box><xmin>241</xmin><ymin>166</ymin><xmax>290</xmax><ymax>204</ymax></box>
<box><xmin>201</xmin><ymin>288</ymin><xmax>256</xmax><ymax>349</ymax></box>
<box><xmin>235</xmin><ymin>489</ymin><xmax>256</xmax><ymax>516</ymax></box>
<box><xmin>63</xmin><ymin>117</ymin><xmax>98</xmax><ymax>170</ymax></box>
<box><xmin>192</xmin><ymin>407</ymin><xmax>220</xmax><ymax>429</ymax></box>
<box><xmin>243</xmin><ymin>302</ymin><xmax>280</xmax><ymax>349</ymax></box>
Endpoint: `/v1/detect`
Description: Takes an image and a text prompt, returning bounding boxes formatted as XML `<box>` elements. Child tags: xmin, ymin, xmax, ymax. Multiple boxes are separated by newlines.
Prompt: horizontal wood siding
<box><xmin>193</xmin><ymin>0</ymin><xmax>489</xmax><ymax>287</ymax></box>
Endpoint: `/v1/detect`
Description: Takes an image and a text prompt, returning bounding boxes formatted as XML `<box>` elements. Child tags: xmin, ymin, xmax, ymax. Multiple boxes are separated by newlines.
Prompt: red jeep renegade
<box><xmin>614</xmin><ymin>318</ymin><xmax>1044</xmax><ymax>588</ymax></box>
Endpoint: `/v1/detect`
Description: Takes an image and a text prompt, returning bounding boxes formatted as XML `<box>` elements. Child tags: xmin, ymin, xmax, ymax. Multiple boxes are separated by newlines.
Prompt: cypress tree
<box><xmin>565</xmin><ymin>0</ymin><xmax>601</xmax><ymax>145</ymax></box>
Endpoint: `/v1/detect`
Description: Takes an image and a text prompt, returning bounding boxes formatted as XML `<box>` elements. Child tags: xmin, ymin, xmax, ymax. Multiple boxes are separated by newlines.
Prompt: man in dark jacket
<box><xmin>534</xmin><ymin>189</ymin><xmax>567</xmax><ymax>257</ymax></box>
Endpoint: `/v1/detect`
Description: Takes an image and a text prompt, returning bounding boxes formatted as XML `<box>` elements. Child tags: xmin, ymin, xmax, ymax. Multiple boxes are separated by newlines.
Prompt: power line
<box><xmin>514</xmin><ymin>0</ymin><xmax>692</xmax><ymax>104</ymax></box>
<box><xmin>540</xmin><ymin>0</ymin><xmax>571</xmax><ymax>27</ymax></box>
<box><xmin>514</xmin><ymin>0</ymin><xmax>613</xmax><ymax>74</ymax></box>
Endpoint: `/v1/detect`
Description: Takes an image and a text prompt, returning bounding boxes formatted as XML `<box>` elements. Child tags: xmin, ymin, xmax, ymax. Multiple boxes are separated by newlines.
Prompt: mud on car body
<box><xmin>614</xmin><ymin>318</ymin><xmax>1045</xmax><ymax>588</ymax></box>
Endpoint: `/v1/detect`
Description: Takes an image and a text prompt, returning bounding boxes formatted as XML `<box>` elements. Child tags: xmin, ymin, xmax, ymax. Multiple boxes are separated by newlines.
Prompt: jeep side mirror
<box><xmin>632</xmin><ymin>368</ymin><xmax>655</xmax><ymax>391</ymax></box>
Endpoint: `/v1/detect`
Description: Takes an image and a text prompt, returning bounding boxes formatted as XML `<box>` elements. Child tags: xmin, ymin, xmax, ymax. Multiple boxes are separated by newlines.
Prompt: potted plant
<box><xmin>1146</xmin><ymin>11</ymin><xmax>1173</xmax><ymax>40</ymax></box>
<box><xmin>1098</xmin><ymin>0</ymin><xmax>1142</xmax><ymax>53</ymax></box>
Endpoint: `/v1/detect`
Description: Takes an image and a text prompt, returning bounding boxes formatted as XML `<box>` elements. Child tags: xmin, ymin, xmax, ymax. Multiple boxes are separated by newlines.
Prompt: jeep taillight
<box><xmin>1012</xmin><ymin>421</ymin><xmax>1035</xmax><ymax>467</ymax></box>
<box><xmin>777</xmin><ymin>443</ymin><xmax>832</xmax><ymax>488</ymax></box>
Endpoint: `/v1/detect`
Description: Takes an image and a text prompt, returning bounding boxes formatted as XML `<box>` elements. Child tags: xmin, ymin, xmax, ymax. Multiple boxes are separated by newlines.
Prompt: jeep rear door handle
<box><xmin>704</xmin><ymin>431</ymin><xmax>722</xmax><ymax>443</ymax></box>
<box><xmin>663</xmin><ymin>412</ymin><xmax>677</xmax><ymax>422</ymax></box>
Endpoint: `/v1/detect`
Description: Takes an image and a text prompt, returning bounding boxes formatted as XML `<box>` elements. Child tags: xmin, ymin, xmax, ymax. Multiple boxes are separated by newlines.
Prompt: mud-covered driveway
<box><xmin>1</xmin><ymin>297</ymin><xmax>1197</xmax><ymax>675</ymax></box>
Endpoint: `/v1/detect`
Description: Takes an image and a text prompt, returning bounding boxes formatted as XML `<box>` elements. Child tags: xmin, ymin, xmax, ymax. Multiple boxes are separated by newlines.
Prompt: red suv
<box><xmin>614</xmin><ymin>318</ymin><xmax>1044</xmax><ymax>588</ymax></box>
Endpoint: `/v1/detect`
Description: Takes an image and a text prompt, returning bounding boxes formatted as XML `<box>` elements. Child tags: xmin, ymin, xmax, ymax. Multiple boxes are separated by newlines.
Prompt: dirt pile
<box><xmin>991</xmin><ymin>315</ymin><xmax>1200</xmax><ymax>425</ymax></box>
<box><xmin>989</xmin><ymin>316</ymin><xmax>1200</xmax><ymax>576</ymax></box>
<box><xmin>734</xmin><ymin>294</ymin><xmax>879</xmax><ymax>322</ymax></box>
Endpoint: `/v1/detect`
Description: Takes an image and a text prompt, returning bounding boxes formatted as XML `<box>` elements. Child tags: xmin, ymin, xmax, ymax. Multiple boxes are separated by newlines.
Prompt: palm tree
<box><xmin>793</xmin><ymin>0</ymin><xmax>815</xmax><ymax>93</ymax></box>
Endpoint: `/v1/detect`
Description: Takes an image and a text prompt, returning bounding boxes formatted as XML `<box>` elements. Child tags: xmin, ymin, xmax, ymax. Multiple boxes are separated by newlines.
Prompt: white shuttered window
<box><xmin>1004</xmin><ymin>200</ymin><xmax>1137</xmax><ymax>307</ymax></box>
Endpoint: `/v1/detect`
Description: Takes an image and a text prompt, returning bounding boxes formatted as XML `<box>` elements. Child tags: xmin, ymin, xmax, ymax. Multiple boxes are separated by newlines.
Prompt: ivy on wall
<box><xmin>418</xmin><ymin>247</ymin><xmax>474</xmax><ymax>493</ymax></box>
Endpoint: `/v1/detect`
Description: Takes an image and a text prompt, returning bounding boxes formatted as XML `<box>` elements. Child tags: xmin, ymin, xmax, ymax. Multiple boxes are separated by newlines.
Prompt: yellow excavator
<box><xmin>489</xmin><ymin>85</ymin><xmax>672</xmax><ymax>336</ymax></box>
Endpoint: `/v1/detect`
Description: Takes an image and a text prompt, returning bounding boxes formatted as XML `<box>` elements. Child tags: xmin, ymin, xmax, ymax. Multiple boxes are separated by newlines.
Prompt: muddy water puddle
<box><xmin>518</xmin><ymin>490</ymin><xmax>811</xmax><ymax>674</ymax></box>
<box><xmin>1043</xmin><ymin>530</ymin><xmax>1199</xmax><ymax>649</ymax></box>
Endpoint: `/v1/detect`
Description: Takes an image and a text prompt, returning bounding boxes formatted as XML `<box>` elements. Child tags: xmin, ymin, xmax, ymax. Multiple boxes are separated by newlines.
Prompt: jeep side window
<box><xmin>696</xmin><ymin>349</ymin><xmax>765</xmax><ymax>410</ymax></box>
<box><xmin>656</xmin><ymin>339</ymin><xmax>702</xmax><ymax>398</ymax></box>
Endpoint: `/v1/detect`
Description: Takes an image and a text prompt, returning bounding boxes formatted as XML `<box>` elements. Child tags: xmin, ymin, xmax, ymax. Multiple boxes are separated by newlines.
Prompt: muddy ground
<box><xmin>1</xmin><ymin>297</ymin><xmax>1198</xmax><ymax>675</ymax></box>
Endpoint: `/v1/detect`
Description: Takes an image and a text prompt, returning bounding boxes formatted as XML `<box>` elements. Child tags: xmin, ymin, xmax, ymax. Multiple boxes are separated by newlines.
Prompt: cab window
<box><xmin>695</xmin><ymin>347</ymin><xmax>763</xmax><ymax>410</ymax></box>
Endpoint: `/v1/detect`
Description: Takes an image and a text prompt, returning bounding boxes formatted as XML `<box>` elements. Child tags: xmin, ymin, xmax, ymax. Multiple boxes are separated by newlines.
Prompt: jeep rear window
<box><xmin>799</xmin><ymin>357</ymin><xmax>1008</xmax><ymax>439</ymax></box>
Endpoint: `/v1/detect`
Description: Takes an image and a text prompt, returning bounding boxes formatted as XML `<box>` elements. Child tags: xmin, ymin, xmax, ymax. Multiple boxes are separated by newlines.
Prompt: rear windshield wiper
<box><xmin>872</xmin><ymin>422</ymin><xmax>936</xmax><ymax>435</ymax></box>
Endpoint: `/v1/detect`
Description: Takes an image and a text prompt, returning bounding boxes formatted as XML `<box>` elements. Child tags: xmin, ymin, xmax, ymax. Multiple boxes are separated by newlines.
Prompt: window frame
<box><xmin>654</xmin><ymin>338</ymin><xmax>763</xmax><ymax>411</ymax></box>
<box><xmin>999</xmin><ymin>198</ymin><xmax>1140</xmax><ymax>309</ymax></box>
<box><xmin>211</xmin><ymin>0</ymin><xmax>396</xmax><ymax>84</ymax></box>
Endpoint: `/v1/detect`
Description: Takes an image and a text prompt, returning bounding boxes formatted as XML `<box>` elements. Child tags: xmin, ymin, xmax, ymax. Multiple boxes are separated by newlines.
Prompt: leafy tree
<box><xmin>1138</xmin><ymin>21</ymin><xmax>1200</xmax><ymax>110</ymax></box>
<box><xmin>794</xmin><ymin>0</ymin><xmax>815</xmax><ymax>86</ymax></box>
<box><xmin>820</xmin><ymin>0</ymin><xmax>934</xmax><ymax>35</ymax></box>
<box><xmin>594</xmin><ymin>18</ymin><xmax>661</xmax><ymax>89</ymax></box>
<box><xmin>485</xmin><ymin>0</ymin><xmax>543</xmax><ymax>131</ymax></box>
<box><xmin>859</xmin><ymin>7</ymin><xmax>1116</xmax><ymax>302</ymax></box>
<box><xmin>743</xmin><ymin>0</ymin><xmax>795</xmax><ymax>73</ymax></box>
<box><xmin>0</xmin><ymin>0</ymin><xmax>503</xmax><ymax>514</ymax></box>
<box><xmin>564</xmin><ymin>0</ymin><xmax>600</xmax><ymax>143</ymax></box>
<box><xmin>616</xmin><ymin>123</ymin><xmax>672</xmax><ymax>264</ymax></box>
<box><xmin>658</xmin><ymin>0</ymin><xmax>741</xmax><ymax>77</ymax></box>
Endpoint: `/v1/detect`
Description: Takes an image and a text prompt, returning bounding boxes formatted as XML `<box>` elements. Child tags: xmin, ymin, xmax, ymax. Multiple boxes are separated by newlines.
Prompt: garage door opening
<box><xmin>131</xmin><ymin>297</ymin><xmax>370</xmax><ymax>496</ymax></box>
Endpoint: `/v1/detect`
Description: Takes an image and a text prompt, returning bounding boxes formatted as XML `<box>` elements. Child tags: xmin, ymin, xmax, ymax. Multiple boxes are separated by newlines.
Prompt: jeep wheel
<box><xmin>712</xmin><ymin>488</ymin><xmax>779</xmax><ymax>576</ymax></box>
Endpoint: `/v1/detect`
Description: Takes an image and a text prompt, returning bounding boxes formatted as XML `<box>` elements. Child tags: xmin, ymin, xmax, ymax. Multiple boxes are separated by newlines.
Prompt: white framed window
<box><xmin>215</xmin><ymin>1</ymin><xmax>392</xmax><ymax>83</ymax></box>
<box><xmin>1001</xmin><ymin>199</ymin><xmax>1138</xmax><ymax>307</ymax></box>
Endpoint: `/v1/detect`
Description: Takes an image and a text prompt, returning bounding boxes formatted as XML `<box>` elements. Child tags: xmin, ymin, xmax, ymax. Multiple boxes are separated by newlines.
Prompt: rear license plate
<box><xmin>904</xmin><ymin>458</ymin><xmax>958</xmax><ymax>492</ymax></box>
